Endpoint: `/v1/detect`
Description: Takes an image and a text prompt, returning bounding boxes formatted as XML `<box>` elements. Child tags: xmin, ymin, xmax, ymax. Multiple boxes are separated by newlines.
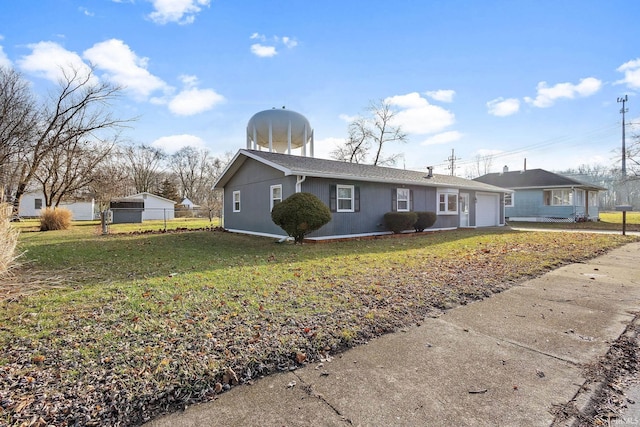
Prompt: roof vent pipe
<box><xmin>426</xmin><ymin>166</ymin><xmax>433</xmax><ymax>178</ymax></box>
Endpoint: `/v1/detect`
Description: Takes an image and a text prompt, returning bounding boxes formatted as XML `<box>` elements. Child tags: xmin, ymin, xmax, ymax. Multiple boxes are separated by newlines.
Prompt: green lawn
<box><xmin>509</xmin><ymin>210</ymin><xmax>640</xmax><ymax>232</ymax></box>
<box><xmin>1</xmin><ymin>225</ymin><xmax>638</xmax><ymax>426</ymax></box>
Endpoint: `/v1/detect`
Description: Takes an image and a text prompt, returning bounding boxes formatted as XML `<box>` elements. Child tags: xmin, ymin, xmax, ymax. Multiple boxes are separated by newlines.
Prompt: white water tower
<box><xmin>246</xmin><ymin>107</ymin><xmax>314</xmax><ymax>156</ymax></box>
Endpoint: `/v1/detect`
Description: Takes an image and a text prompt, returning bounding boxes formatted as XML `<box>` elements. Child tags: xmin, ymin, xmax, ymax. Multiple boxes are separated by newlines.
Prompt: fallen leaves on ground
<box><xmin>0</xmin><ymin>230</ymin><xmax>636</xmax><ymax>426</ymax></box>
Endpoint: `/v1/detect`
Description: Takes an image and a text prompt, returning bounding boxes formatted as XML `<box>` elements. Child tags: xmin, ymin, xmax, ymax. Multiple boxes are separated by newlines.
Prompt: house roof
<box><xmin>473</xmin><ymin>169</ymin><xmax>606</xmax><ymax>191</ymax></box>
<box><xmin>123</xmin><ymin>192</ymin><xmax>177</xmax><ymax>204</ymax></box>
<box><xmin>215</xmin><ymin>149</ymin><xmax>511</xmax><ymax>193</ymax></box>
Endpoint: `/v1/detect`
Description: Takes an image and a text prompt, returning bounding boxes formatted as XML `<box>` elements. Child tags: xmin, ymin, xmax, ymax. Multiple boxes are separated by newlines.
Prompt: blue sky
<box><xmin>1</xmin><ymin>0</ymin><xmax>639</xmax><ymax>176</ymax></box>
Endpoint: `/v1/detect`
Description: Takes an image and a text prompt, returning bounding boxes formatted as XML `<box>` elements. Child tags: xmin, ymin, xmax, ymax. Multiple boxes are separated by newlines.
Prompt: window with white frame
<box><xmin>270</xmin><ymin>185</ymin><xmax>282</xmax><ymax>211</ymax></box>
<box><xmin>437</xmin><ymin>189</ymin><xmax>458</xmax><ymax>215</ymax></box>
<box><xmin>337</xmin><ymin>185</ymin><xmax>354</xmax><ymax>212</ymax></box>
<box><xmin>34</xmin><ymin>198</ymin><xmax>42</xmax><ymax>209</ymax></box>
<box><xmin>543</xmin><ymin>189</ymin><xmax>573</xmax><ymax>206</ymax></box>
<box><xmin>232</xmin><ymin>191</ymin><xmax>241</xmax><ymax>212</ymax></box>
<box><xmin>589</xmin><ymin>191</ymin><xmax>599</xmax><ymax>207</ymax></box>
<box><xmin>396</xmin><ymin>188</ymin><xmax>410</xmax><ymax>211</ymax></box>
<box><xmin>574</xmin><ymin>189</ymin><xmax>584</xmax><ymax>206</ymax></box>
<box><xmin>504</xmin><ymin>192</ymin><xmax>514</xmax><ymax>207</ymax></box>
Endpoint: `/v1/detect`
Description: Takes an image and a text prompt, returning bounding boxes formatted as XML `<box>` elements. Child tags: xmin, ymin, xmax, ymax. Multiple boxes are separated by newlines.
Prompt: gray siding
<box><xmin>301</xmin><ymin>178</ymin><xmax>456</xmax><ymax>237</ymax></box>
<box><xmin>223</xmin><ymin>158</ymin><xmax>296</xmax><ymax>236</ymax></box>
<box><xmin>221</xmin><ymin>158</ymin><xmax>505</xmax><ymax>238</ymax></box>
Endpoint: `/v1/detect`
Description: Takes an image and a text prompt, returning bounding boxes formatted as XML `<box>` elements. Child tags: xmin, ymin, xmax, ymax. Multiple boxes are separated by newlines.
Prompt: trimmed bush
<box><xmin>40</xmin><ymin>207</ymin><xmax>73</xmax><ymax>231</ymax></box>
<box><xmin>384</xmin><ymin>212</ymin><xmax>418</xmax><ymax>234</ymax></box>
<box><xmin>271</xmin><ymin>192</ymin><xmax>331</xmax><ymax>243</ymax></box>
<box><xmin>414</xmin><ymin>211</ymin><xmax>437</xmax><ymax>232</ymax></box>
<box><xmin>0</xmin><ymin>203</ymin><xmax>20</xmax><ymax>277</ymax></box>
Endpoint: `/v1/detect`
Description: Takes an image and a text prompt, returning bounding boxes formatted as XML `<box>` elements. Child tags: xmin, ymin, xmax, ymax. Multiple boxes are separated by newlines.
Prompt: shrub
<box><xmin>40</xmin><ymin>207</ymin><xmax>73</xmax><ymax>231</ymax></box>
<box><xmin>0</xmin><ymin>203</ymin><xmax>20</xmax><ymax>277</ymax></box>
<box><xmin>384</xmin><ymin>212</ymin><xmax>418</xmax><ymax>234</ymax></box>
<box><xmin>271</xmin><ymin>192</ymin><xmax>331</xmax><ymax>243</ymax></box>
<box><xmin>414</xmin><ymin>211</ymin><xmax>437</xmax><ymax>232</ymax></box>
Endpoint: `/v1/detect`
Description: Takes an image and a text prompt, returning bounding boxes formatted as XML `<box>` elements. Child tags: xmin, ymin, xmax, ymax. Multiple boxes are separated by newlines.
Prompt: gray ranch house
<box><xmin>474</xmin><ymin>168</ymin><xmax>605</xmax><ymax>222</ymax></box>
<box><xmin>214</xmin><ymin>149</ymin><xmax>511</xmax><ymax>240</ymax></box>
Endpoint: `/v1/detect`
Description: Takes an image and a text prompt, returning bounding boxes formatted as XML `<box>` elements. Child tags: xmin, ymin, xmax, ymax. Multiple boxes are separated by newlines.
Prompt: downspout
<box><xmin>571</xmin><ymin>186</ymin><xmax>576</xmax><ymax>221</ymax></box>
<box><xmin>296</xmin><ymin>175</ymin><xmax>306</xmax><ymax>193</ymax></box>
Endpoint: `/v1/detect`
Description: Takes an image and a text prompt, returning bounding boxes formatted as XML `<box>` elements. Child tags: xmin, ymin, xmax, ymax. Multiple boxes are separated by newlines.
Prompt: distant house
<box><xmin>19</xmin><ymin>191</ymin><xmax>95</xmax><ymax>220</ymax></box>
<box><xmin>474</xmin><ymin>168</ymin><xmax>605</xmax><ymax>222</ymax></box>
<box><xmin>180</xmin><ymin>198</ymin><xmax>199</xmax><ymax>209</ymax></box>
<box><xmin>214</xmin><ymin>149</ymin><xmax>511</xmax><ymax>240</ymax></box>
<box><xmin>122</xmin><ymin>192</ymin><xmax>176</xmax><ymax>221</ymax></box>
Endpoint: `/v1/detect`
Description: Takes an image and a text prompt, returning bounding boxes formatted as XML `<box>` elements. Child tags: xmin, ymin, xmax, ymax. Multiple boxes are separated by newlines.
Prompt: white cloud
<box><xmin>425</xmin><ymin>89</ymin><xmax>455</xmax><ymax>103</ymax></box>
<box><xmin>79</xmin><ymin>7</ymin><xmax>94</xmax><ymax>16</ymax></box>
<box><xmin>616</xmin><ymin>58</ymin><xmax>640</xmax><ymax>89</ymax></box>
<box><xmin>312</xmin><ymin>137</ymin><xmax>344</xmax><ymax>160</ymax></box>
<box><xmin>420</xmin><ymin>131</ymin><xmax>463</xmax><ymax>146</ymax></box>
<box><xmin>148</xmin><ymin>0</ymin><xmax>210</xmax><ymax>25</ymax></box>
<box><xmin>151</xmin><ymin>134</ymin><xmax>205</xmax><ymax>154</ymax></box>
<box><xmin>83</xmin><ymin>39</ymin><xmax>168</xmax><ymax>99</ymax></box>
<box><xmin>280</xmin><ymin>36</ymin><xmax>298</xmax><ymax>49</ymax></box>
<box><xmin>0</xmin><ymin>42</ymin><xmax>11</xmax><ymax>68</ymax></box>
<box><xmin>524</xmin><ymin>77</ymin><xmax>602</xmax><ymax>108</ymax></box>
<box><xmin>384</xmin><ymin>92</ymin><xmax>455</xmax><ymax>134</ymax></box>
<box><xmin>338</xmin><ymin>113</ymin><xmax>358</xmax><ymax>122</ymax></box>
<box><xmin>487</xmin><ymin>97</ymin><xmax>520</xmax><ymax>117</ymax></box>
<box><xmin>168</xmin><ymin>87</ymin><xmax>224</xmax><ymax>115</ymax></box>
<box><xmin>249</xmin><ymin>34</ymin><xmax>298</xmax><ymax>57</ymax></box>
<box><xmin>17</xmin><ymin>41</ymin><xmax>93</xmax><ymax>83</ymax></box>
<box><xmin>251</xmin><ymin>43</ymin><xmax>277</xmax><ymax>58</ymax></box>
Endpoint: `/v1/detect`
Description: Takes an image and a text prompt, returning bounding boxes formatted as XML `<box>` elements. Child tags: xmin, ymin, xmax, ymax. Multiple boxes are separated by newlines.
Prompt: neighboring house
<box><xmin>19</xmin><ymin>191</ymin><xmax>95</xmax><ymax>220</ymax></box>
<box><xmin>122</xmin><ymin>192</ymin><xmax>176</xmax><ymax>221</ymax></box>
<box><xmin>214</xmin><ymin>149</ymin><xmax>511</xmax><ymax>240</ymax></box>
<box><xmin>474</xmin><ymin>168</ymin><xmax>605</xmax><ymax>222</ymax></box>
<box><xmin>180</xmin><ymin>198</ymin><xmax>199</xmax><ymax>209</ymax></box>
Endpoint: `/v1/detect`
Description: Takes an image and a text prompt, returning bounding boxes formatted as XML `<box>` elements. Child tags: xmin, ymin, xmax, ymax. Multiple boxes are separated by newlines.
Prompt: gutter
<box><xmin>296</xmin><ymin>175</ymin><xmax>306</xmax><ymax>193</ymax></box>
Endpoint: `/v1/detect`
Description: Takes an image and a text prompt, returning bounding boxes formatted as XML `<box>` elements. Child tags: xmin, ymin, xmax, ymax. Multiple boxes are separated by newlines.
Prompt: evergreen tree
<box><xmin>158</xmin><ymin>178</ymin><xmax>181</xmax><ymax>202</ymax></box>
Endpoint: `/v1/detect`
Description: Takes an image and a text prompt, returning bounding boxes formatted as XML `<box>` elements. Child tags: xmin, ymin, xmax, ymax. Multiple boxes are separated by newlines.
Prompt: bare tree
<box><xmin>331</xmin><ymin>100</ymin><xmax>407</xmax><ymax>166</ymax></box>
<box><xmin>123</xmin><ymin>144</ymin><xmax>166</xmax><ymax>194</ymax></box>
<box><xmin>198</xmin><ymin>151</ymin><xmax>232</xmax><ymax>221</ymax></box>
<box><xmin>34</xmin><ymin>135</ymin><xmax>117</xmax><ymax>207</ymax></box>
<box><xmin>87</xmin><ymin>148</ymin><xmax>132</xmax><ymax>217</ymax></box>
<box><xmin>369</xmin><ymin>100</ymin><xmax>407</xmax><ymax>166</ymax></box>
<box><xmin>170</xmin><ymin>147</ymin><xmax>230</xmax><ymax>205</ymax></box>
<box><xmin>330</xmin><ymin>118</ymin><xmax>371</xmax><ymax>164</ymax></box>
<box><xmin>10</xmin><ymin>67</ymin><xmax>128</xmax><ymax>216</ymax></box>
<box><xmin>170</xmin><ymin>146</ymin><xmax>208</xmax><ymax>202</ymax></box>
<box><xmin>628</xmin><ymin>133</ymin><xmax>640</xmax><ymax>178</ymax></box>
<box><xmin>0</xmin><ymin>67</ymin><xmax>37</xmax><ymax>202</ymax></box>
<box><xmin>472</xmin><ymin>154</ymin><xmax>494</xmax><ymax>177</ymax></box>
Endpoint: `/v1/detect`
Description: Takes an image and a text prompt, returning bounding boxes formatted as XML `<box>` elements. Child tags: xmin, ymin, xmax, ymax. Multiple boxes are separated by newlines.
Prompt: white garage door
<box><xmin>476</xmin><ymin>193</ymin><xmax>500</xmax><ymax>227</ymax></box>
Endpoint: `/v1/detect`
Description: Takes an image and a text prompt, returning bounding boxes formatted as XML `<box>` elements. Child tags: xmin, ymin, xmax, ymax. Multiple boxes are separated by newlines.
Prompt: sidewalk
<box><xmin>146</xmin><ymin>242</ymin><xmax>640</xmax><ymax>427</ymax></box>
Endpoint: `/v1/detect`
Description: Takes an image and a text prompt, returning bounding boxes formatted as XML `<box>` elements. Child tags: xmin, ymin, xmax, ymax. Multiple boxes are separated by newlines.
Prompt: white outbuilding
<box><xmin>123</xmin><ymin>192</ymin><xmax>176</xmax><ymax>221</ymax></box>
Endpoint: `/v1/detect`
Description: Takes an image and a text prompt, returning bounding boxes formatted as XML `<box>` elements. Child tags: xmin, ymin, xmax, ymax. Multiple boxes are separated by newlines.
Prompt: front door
<box><xmin>459</xmin><ymin>193</ymin><xmax>470</xmax><ymax>227</ymax></box>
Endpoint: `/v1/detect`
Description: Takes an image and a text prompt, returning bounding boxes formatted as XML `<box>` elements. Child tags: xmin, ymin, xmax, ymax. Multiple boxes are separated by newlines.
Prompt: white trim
<box><xmin>232</xmin><ymin>190</ymin><xmax>241</xmax><ymax>212</ymax></box>
<box><xmin>226</xmin><ymin>228</ymin><xmax>290</xmax><ymax>240</ymax></box>
<box><xmin>302</xmin><ymin>227</ymin><xmax>458</xmax><ymax>241</ymax></box>
<box><xmin>437</xmin><ymin>188</ymin><xmax>459</xmax><ymax>215</ymax></box>
<box><xmin>336</xmin><ymin>184</ymin><xmax>354</xmax><ymax>212</ymax></box>
<box><xmin>396</xmin><ymin>188</ymin><xmax>410</xmax><ymax>212</ymax></box>
<box><xmin>504</xmin><ymin>192</ymin><xmax>514</xmax><ymax>207</ymax></box>
<box><xmin>270</xmin><ymin>184</ymin><xmax>282</xmax><ymax>211</ymax></box>
<box><xmin>217</xmin><ymin>150</ymin><xmax>511</xmax><ymax>193</ymax></box>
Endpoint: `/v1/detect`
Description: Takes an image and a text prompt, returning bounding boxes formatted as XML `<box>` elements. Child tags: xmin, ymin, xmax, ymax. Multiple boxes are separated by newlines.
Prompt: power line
<box><xmin>446</xmin><ymin>149</ymin><xmax>460</xmax><ymax>176</ymax></box>
<box><xmin>429</xmin><ymin>122</ymin><xmax>620</xmax><ymax>171</ymax></box>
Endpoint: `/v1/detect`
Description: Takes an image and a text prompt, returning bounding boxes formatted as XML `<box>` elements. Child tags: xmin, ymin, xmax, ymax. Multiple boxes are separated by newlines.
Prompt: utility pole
<box><xmin>446</xmin><ymin>148</ymin><xmax>460</xmax><ymax>176</ymax></box>
<box><xmin>615</xmin><ymin>95</ymin><xmax>631</xmax><ymax>235</ymax></box>
<box><xmin>617</xmin><ymin>95</ymin><xmax>628</xmax><ymax>177</ymax></box>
